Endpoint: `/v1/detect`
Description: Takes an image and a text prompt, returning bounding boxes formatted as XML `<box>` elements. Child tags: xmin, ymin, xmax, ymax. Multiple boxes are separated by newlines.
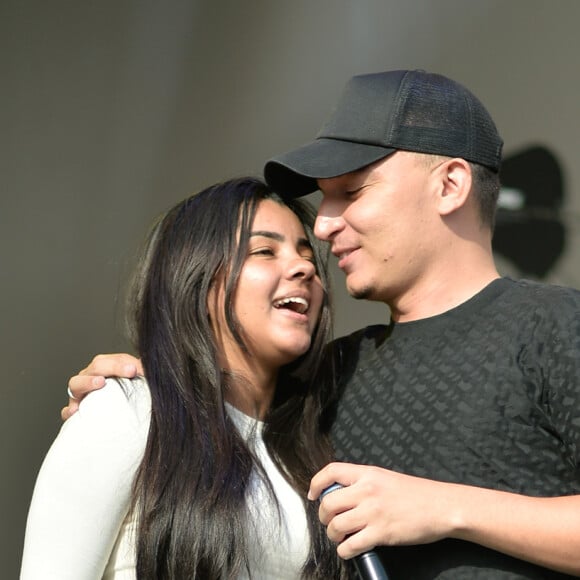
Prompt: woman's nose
<box><xmin>287</xmin><ymin>255</ymin><xmax>316</xmax><ymax>280</ymax></box>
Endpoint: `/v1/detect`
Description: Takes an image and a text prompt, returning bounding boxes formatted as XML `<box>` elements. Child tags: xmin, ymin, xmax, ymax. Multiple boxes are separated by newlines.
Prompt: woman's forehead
<box><xmin>251</xmin><ymin>199</ymin><xmax>305</xmax><ymax>234</ymax></box>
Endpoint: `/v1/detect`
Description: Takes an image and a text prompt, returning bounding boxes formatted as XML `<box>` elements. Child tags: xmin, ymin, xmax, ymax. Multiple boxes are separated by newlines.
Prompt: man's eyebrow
<box><xmin>250</xmin><ymin>231</ymin><xmax>312</xmax><ymax>249</ymax></box>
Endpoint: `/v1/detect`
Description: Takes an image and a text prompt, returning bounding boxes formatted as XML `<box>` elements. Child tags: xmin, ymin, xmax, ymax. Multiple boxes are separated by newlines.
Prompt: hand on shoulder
<box><xmin>61</xmin><ymin>353</ymin><xmax>142</xmax><ymax>421</ymax></box>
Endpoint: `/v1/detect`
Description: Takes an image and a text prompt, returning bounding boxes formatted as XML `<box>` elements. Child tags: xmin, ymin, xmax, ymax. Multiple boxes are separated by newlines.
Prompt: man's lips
<box><xmin>333</xmin><ymin>247</ymin><xmax>359</xmax><ymax>270</ymax></box>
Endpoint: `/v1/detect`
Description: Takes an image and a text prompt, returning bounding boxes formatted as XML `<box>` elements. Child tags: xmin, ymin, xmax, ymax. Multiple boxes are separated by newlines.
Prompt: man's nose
<box><xmin>314</xmin><ymin>214</ymin><xmax>344</xmax><ymax>241</ymax></box>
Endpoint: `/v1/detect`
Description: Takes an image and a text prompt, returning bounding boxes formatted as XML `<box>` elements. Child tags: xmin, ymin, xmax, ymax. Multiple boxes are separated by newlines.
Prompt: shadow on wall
<box><xmin>494</xmin><ymin>145</ymin><xmax>567</xmax><ymax>280</ymax></box>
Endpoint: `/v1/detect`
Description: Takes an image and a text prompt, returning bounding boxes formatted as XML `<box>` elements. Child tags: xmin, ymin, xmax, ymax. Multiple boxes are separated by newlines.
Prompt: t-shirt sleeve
<box><xmin>20</xmin><ymin>377</ymin><xmax>150</xmax><ymax>580</ymax></box>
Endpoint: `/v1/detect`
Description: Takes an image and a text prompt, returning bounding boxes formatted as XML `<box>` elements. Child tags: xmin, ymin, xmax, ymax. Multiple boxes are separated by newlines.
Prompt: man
<box><xmin>65</xmin><ymin>70</ymin><xmax>580</xmax><ymax>578</ymax></box>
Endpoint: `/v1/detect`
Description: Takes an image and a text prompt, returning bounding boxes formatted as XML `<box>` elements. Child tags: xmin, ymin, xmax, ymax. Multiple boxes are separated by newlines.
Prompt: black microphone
<box><xmin>320</xmin><ymin>483</ymin><xmax>390</xmax><ymax>580</ymax></box>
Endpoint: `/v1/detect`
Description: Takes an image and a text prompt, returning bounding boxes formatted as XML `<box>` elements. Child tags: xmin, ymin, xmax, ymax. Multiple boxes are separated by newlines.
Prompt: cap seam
<box><xmin>463</xmin><ymin>88</ymin><xmax>476</xmax><ymax>163</ymax></box>
<box><xmin>387</xmin><ymin>70</ymin><xmax>413</xmax><ymax>144</ymax></box>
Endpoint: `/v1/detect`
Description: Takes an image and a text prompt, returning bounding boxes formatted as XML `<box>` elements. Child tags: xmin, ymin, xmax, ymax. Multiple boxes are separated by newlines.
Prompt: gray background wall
<box><xmin>2</xmin><ymin>1</ymin><xmax>579</xmax><ymax>576</ymax></box>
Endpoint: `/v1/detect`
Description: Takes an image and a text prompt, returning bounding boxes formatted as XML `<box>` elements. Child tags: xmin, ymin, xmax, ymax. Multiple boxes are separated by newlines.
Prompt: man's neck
<box><xmin>388</xmin><ymin>265</ymin><xmax>500</xmax><ymax>323</ymax></box>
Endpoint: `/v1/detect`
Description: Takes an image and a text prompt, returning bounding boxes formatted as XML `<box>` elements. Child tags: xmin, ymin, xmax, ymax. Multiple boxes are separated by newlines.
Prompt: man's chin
<box><xmin>347</xmin><ymin>284</ymin><xmax>373</xmax><ymax>300</ymax></box>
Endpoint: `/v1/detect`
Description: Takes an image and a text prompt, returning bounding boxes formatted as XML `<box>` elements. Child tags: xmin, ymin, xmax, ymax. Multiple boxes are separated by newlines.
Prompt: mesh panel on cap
<box><xmin>390</xmin><ymin>73</ymin><xmax>501</xmax><ymax>170</ymax></box>
<box><xmin>468</xmin><ymin>92</ymin><xmax>502</xmax><ymax>169</ymax></box>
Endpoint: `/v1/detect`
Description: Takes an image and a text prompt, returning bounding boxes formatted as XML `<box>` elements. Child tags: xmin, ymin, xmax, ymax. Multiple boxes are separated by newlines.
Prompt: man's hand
<box><xmin>61</xmin><ymin>353</ymin><xmax>143</xmax><ymax>420</ymax></box>
<box><xmin>309</xmin><ymin>462</ymin><xmax>459</xmax><ymax>559</ymax></box>
<box><xmin>309</xmin><ymin>462</ymin><xmax>580</xmax><ymax>575</ymax></box>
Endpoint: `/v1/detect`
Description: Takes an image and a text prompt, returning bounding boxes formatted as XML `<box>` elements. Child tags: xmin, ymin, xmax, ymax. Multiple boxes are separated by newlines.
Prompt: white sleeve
<box><xmin>20</xmin><ymin>377</ymin><xmax>151</xmax><ymax>580</ymax></box>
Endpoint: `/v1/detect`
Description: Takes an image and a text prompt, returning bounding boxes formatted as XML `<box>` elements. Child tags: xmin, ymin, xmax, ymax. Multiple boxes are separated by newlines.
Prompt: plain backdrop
<box><xmin>2</xmin><ymin>1</ymin><xmax>580</xmax><ymax>576</ymax></box>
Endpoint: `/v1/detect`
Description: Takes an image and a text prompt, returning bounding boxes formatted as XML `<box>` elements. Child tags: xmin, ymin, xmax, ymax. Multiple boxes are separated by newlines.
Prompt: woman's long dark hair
<box><xmin>127</xmin><ymin>177</ymin><xmax>347</xmax><ymax>579</ymax></box>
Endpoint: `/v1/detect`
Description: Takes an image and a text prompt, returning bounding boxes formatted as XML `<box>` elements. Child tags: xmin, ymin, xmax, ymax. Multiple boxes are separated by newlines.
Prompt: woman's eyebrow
<box><xmin>250</xmin><ymin>230</ymin><xmax>284</xmax><ymax>241</ymax></box>
<box><xmin>250</xmin><ymin>231</ymin><xmax>312</xmax><ymax>249</ymax></box>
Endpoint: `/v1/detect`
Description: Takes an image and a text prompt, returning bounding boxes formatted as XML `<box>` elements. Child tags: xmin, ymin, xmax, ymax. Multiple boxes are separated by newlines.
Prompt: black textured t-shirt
<box><xmin>328</xmin><ymin>278</ymin><xmax>580</xmax><ymax>579</ymax></box>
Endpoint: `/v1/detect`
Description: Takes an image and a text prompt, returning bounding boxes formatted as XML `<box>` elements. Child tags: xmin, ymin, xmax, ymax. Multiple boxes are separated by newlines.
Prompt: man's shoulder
<box><xmin>506</xmin><ymin>277</ymin><xmax>580</xmax><ymax>300</ymax></box>
<box><xmin>502</xmin><ymin>278</ymin><xmax>580</xmax><ymax>320</ymax></box>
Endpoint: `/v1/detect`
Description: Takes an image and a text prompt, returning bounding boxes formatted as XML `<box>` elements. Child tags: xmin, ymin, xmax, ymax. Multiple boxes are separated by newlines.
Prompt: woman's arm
<box><xmin>21</xmin><ymin>378</ymin><xmax>150</xmax><ymax>580</ymax></box>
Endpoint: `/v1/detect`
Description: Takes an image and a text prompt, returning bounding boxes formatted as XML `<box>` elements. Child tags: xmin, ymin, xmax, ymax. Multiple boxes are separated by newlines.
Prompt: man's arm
<box><xmin>309</xmin><ymin>462</ymin><xmax>580</xmax><ymax>576</ymax></box>
<box><xmin>61</xmin><ymin>353</ymin><xmax>142</xmax><ymax>420</ymax></box>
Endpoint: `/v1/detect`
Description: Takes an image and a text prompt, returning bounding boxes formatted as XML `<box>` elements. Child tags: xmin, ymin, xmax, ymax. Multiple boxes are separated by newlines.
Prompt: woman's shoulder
<box><xmin>71</xmin><ymin>376</ymin><xmax>151</xmax><ymax>434</ymax></box>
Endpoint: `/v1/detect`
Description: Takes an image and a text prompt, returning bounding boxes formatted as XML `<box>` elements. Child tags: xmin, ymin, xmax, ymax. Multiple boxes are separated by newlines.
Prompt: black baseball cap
<box><xmin>264</xmin><ymin>69</ymin><xmax>503</xmax><ymax>198</ymax></box>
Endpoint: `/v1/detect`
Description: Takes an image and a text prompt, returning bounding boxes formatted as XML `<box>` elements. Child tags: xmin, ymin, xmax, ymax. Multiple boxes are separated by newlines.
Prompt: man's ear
<box><xmin>435</xmin><ymin>158</ymin><xmax>472</xmax><ymax>216</ymax></box>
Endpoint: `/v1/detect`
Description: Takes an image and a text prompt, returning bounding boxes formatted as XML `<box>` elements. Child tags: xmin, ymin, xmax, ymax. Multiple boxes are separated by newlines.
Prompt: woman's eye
<box><xmin>251</xmin><ymin>247</ymin><xmax>274</xmax><ymax>256</ymax></box>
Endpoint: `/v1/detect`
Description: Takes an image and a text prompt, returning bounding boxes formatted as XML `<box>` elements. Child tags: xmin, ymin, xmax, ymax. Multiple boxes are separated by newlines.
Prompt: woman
<box><xmin>21</xmin><ymin>177</ymin><xmax>348</xmax><ymax>579</ymax></box>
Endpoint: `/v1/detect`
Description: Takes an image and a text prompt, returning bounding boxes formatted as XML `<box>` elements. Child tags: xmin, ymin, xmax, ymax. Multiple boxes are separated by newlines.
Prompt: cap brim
<box><xmin>264</xmin><ymin>138</ymin><xmax>396</xmax><ymax>198</ymax></box>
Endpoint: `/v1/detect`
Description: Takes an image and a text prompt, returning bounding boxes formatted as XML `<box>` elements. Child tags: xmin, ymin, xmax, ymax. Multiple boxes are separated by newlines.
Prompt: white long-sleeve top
<box><xmin>20</xmin><ymin>377</ymin><xmax>309</xmax><ymax>579</ymax></box>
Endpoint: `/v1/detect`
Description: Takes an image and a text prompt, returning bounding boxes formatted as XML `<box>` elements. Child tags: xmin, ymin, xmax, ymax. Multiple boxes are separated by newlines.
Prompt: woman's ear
<box><xmin>435</xmin><ymin>158</ymin><xmax>472</xmax><ymax>216</ymax></box>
